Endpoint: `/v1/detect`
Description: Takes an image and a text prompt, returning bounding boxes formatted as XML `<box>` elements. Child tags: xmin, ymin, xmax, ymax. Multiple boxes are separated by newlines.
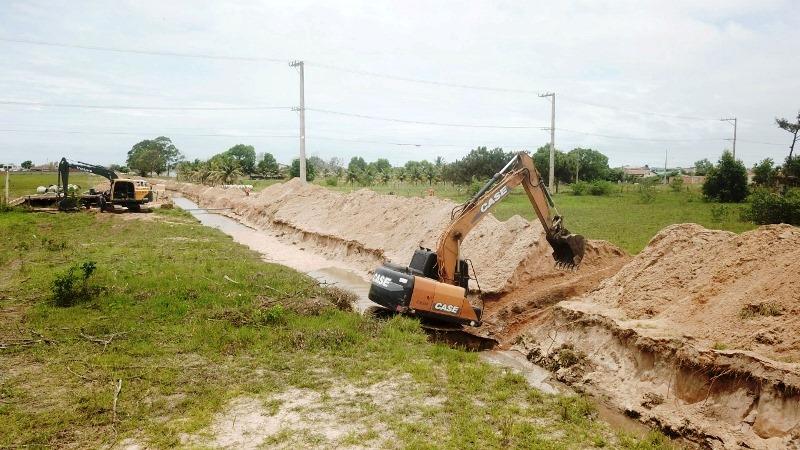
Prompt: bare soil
<box><xmin>163</xmin><ymin>179</ymin><xmax>800</xmax><ymax>448</ymax></box>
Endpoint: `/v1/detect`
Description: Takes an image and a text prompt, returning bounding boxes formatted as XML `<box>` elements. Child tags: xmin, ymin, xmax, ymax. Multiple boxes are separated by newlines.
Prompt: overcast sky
<box><xmin>1</xmin><ymin>0</ymin><xmax>798</xmax><ymax>169</ymax></box>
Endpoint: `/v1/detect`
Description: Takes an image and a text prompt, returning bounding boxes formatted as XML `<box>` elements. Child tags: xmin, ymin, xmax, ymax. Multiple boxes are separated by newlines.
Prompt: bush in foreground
<box><xmin>743</xmin><ymin>188</ymin><xmax>800</xmax><ymax>225</ymax></box>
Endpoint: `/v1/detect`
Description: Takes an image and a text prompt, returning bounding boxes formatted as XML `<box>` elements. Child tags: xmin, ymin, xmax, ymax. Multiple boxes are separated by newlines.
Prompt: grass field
<box><xmin>1</xmin><ymin>171</ymin><xmax>107</xmax><ymax>203</ymax></box>
<box><xmin>0</xmin><ymin>208</ymin><xmax>670</xmax><ymax>448</ymax></box>
<box><xmin>317</xmin><ymin>181</ymin><xmax>755</xmax><ymax>254</ymax></box>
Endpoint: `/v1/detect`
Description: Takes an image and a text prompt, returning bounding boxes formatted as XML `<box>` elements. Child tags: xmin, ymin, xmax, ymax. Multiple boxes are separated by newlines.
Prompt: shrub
<box><xmin>669</xmin><ymin>176</ymin><xmax>684</xmax><ymax>192</ymax></box>
<box><xmin>702</xmin><ymin>151</ymin><xmax>748</xmax><ymax>202</ymax></box>
<box><xmin>571</xmin><ymin>181</ymin><xmax>590</xmax><ymax>196</ymax></box>
<box><xmin>467</xmin><ymin>179</ymin><xmax>484</xmax><ymax>197</ymax></box>
<box><xmin>743</xmin><ymin>188</ymin><xmax>800</xmax><ymax>225</ymax></box>
<box><xmin>324</xmin><ymin>177</ymin><xmax>338</xmax><ymax>187</ymax></box>
<box><xmin>637</xmin><ymin>178</ymin><xmax>657</xmax><ymax>204</ymax></box>
<box><xmin>710</xmin><ymin>204</ymin><xmax>729</xmax><ymax>222</ymax></box>
<box><xmin>587</xmin><ymin>180</ymin><xmax>614</xmax><ymax>196</ymax></box>
<box><xmin>52</xmin><ymin>261</ymin><xmax>98</xmax><ymax>307</ymax></box>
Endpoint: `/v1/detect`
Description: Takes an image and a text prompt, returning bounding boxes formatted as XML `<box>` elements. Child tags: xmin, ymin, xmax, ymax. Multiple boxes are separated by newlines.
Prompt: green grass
<box><xmin>0</xmin><ymin>208</ymin><xmax>672</xmax><ymax>448</ymax></box>
<box><xmin>319</xmin><ymin>181</ymin><xmax>755</xmax><ymax>254</ymax></box>
<box><xmin>1</xmin><ymin>171</ymin><xmax>107</xmax><ymax>202</ymax></box>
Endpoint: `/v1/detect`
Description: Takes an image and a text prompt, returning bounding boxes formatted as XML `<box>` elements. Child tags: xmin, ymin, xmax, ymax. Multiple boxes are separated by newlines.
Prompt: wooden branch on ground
<box><xmin>112</xmin><ymin>379</ymin><xmax>122</xmax><ymax>422</ymax></box>
<box><xmin>80</xmin><ymin>330</ymin><xmax>128</xmax><ymax>350</ymax></box>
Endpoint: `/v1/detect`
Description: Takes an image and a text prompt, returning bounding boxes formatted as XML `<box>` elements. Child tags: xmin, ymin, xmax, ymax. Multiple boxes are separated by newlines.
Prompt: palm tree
<box><xmin>211</xmin><ymin>155</ymin><xmax>243</xmax><ymax>185</ymax></box>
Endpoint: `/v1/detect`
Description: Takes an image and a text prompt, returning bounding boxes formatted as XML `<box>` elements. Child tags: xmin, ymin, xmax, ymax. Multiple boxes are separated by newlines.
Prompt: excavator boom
<box><xmin>368</xmin><ymin>151</ymin><xmax>586</xmax><ymax>327</ymax></box>
<box><xmin>436</xmin><ymin>152</ymin><xmax>585</xmax><ymax>285</ymax></box>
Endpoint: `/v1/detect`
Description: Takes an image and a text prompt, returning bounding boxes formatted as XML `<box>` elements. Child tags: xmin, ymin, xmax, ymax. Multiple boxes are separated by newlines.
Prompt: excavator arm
<box><xmin>57</xmin><ymin>157</ymin><xmax>118</xmax><ymax>197</ymax></box>
<box><xmin>367</xmin><ymin>151</ymin><xmax>585</xmax><ymax>328</ymax></box>
<box><xmin>436</xmin><ymin>151</ymin><xmax>585</xmax><ymax>285</ymax></box>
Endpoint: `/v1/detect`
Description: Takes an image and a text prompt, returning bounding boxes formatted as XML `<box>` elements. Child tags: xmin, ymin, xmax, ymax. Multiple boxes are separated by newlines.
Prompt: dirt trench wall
<box><xmin>163</xmin><ymin>179</ymin><xmax>628</xmax><ymax>294</ymax></box>
<box><xmin>518</xmin><ymin>303</ymin><xmax>800</xmax><ymax>449</ymax></box>
<box><xmin>577</xmin><ymin>223</ymin><xmax>800</xmax><ymax>362</ymax></box>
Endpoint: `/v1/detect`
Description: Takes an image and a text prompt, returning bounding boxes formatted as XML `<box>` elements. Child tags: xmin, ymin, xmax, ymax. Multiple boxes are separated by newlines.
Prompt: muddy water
<box><xmin>173</xmin><ymin>196</ymin><xmax>373</xmax><ymax>308</ymax></box>
<box><xmin>173</xmin><ymin>195</ymin><xmax>653</xmax><ymax>441</ymax></box>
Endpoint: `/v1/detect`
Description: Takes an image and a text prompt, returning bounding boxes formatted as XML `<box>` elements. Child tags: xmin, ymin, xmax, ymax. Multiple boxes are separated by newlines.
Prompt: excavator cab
<box><xmin>369</xmin><ymin>248</ymin><xmax>482</xmax><ymax>327</ymax></box>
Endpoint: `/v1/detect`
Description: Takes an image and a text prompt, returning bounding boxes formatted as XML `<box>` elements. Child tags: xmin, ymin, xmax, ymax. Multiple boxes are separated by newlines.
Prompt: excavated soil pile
<box><xmin>516</xmin><ymin>223</ymin><xmax>800</xmax><ymax>448</ymax></box>
<box><xmin>584</xmin><ymin>223</ymin><xmax>800</xmax><ymax>361</ymax></box>
<box><xmin>163</xmin><ymin>179</ymin><xmax>627</xmax><ymax>298</ymax></box>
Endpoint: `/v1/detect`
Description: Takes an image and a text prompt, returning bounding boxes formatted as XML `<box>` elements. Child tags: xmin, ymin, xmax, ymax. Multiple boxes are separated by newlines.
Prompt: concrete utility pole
<box><xmin>720</xmin><ymin>117</ymin><xmax>737</xmax><ymax>159</ymax></box>
<box><xmin>664</xmin><ymin>149</ymin><xmax>668</xmax><ymax>184</ymax></box>
<box><xmin>289</xmin><ymin>60</ymin><xmax>307</xmax><ymax>183</ymax></box>
<box><xmin>539</xmin><ymin>92</ymin><xmax>555</xmax><ymax>191</ymax></box>
<box><xmin>3</xmin><ymin>165</ymin><xmax>9</xmax><ymax>205</ymax></box>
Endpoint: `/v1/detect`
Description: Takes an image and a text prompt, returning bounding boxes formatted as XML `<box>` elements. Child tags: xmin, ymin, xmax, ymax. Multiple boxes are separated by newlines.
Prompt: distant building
<box><xmin>622</xmin><ymin>165</ymin><xmax>657</xmax><ymax>178</ymax></box>
<box><xmin>680</xmin><ymin>175</ymin><xmax>705</xmax><ymax>185</ymax></box>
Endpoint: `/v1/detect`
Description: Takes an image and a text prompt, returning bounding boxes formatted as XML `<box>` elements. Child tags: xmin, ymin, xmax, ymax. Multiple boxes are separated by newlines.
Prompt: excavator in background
<box><xmin>368</xmin><ymin>151</ymin><xmax>586</xmax><ymax>327</ymax></box>
<box><xmin>57</xmin><ymin>158</ymin><xmax>153</xmax><ymax>211</ymax></box>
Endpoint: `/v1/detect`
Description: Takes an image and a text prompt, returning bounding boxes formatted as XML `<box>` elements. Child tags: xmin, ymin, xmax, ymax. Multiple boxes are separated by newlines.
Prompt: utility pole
<box><xmin>720</xmin><ymin>117</ymin><xmax>737</xmax><ymax>159</ymax></box>
<box><xmin>664</xmin><ymin>149</ymin><xmax>668</xmax><ymax>184</ymax></box>
<box><xmin>3</xmin><ymin>164</ymin><xmax>9</xmax><ymax>205</ymax></box>
<box><xmin>289</xmin><ymin>60</ymin><xmax>307</xmax><ymax>183</ymax></box>
<box><xmin>539</xmin><ymin>92</ymin><xmax>555</xmax><ymax>191</ymax></box>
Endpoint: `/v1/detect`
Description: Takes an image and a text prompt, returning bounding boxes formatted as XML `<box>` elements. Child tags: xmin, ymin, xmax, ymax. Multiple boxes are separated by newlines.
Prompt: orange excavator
<box><xmin>368</xmin><ymin>151</ymin><xmax>585</xmax><ymax>327</ymax></box>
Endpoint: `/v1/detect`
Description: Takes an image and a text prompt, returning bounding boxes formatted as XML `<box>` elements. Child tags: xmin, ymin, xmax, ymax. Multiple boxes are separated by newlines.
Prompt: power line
<box><xmin>737</xmin><ymin>139</ymin><xmax>785</xmax><ymax>147</ymax></box>
<box><xmin>0</xmin><ymin>128</ymin><xmax>298</xmax><ymax>138</ymax></box>
<box><xmin>0</xmin><ymin>37</ymin><xmax>286</xmax><ymax>62</ymax></box>
<box><xmin>558</xmin><ymin>128</ymin><xmax>725</xmax><ymax>142</ymax></box>
<box><xmin>306</xmin><ymin>107</ymin><xmax>547</xmax><ymax>129</ymax></box>
<box><xmin>559</xmin><ymin>95</ymin><xmax>720</xmax><ymax>121</ymax></box>
<box><xmin>308</xmin><ymin>61</ymin><xmax>540</xmax><ymax>94</ymax></box>
<box><xmin>2</xmin><ymin>37</ymin><xmax>737</xmax><ymax>124</ymax></box>
<box><xmin>0</xmin><ymin>100</ymin><xmax>292</xmax><ymax>111</ymax></box>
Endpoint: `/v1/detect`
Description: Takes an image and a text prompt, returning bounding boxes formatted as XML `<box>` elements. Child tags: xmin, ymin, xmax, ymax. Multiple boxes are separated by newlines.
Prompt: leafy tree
<box><xmin>419</xmin><ymin>160</ymin><xmax>439</xmax><ymax>185</ymax></box>
<box><xmin>211</xmin><ymin>154</ymin><xmax>243</xmax><ymax>185</ymax></box>
<box><xmin>531</xmin><ymin>146</ymin><xmax>573</xmax><ymax>190</ymax></box>
<box><xmin>702</xmin><ymin>151</ymin><xmax>749</xmax><ymax>202</ymax></box>
<box><xmin>348</xmin><ymin>156</ymin><xmax>367</xmax><ymax>174</ymax></box>
<box><xmin>394</xmin><ymin>167</ymin><xmax>407</xmax><ymax>183</ymax></box>
<box><xmin>783</xmin><ymin>155</ymin><xmax>800</xmax><ymax>185</ymax></box>
<box><xmin>257</xmin><ymin>153</ymin><xmax>279</xmax><ymax>177</ymax></box>
<box><xmin>605</xmin><ymin>167</ymin><xmax>624</xmax><ymax>183</ymax></box>
<box><xmin>108</xmin><ymin>164</ymin><xmax>129</xmax><ymax>173</ymax></box>
<box><xmin>127</xmin><ymin>136</ymin><xmax>182</xmax><ymax>176</ymax></box>
<box><xmin>776</xmin><ymin>111</ymin><xmax>800</xmax><ymax>158</ymax></box>
<box><xmin>346</xmin><ymin>169</ymin><xmax>358</xmax><ymax>185</ymax></box>
<box><xmin>569</xmin><ymin>148</ymin><xmax>609</xmax><ymax>182</ymax></box>
<box><xmin>441</xmin><ymin>147</ymin><xmax>512</xmax><ymax>184</ymax></box>
<box><xmin>20</xmin><ymin>160</ymin><xmax>32</xmax><ymax>169</ymax></box>
<box><xmin>307</xmin><ymin>156</ymin><xmax>330</xmax><ymax>174</ymax></box>
<box><xmin>290</xmin><ymin>158</ymin><xmax>316</xmax><ymax>181</ymax></box>
<box><xmin>224</xmin><ymin>144</ymin><xmax>256</xmax><ymax>174</ymax></box>
<box><xmin>694</xmin><ymin>158</ymin><xmax>713</xmax><ymax>176</ymax></box>
<box><xmin>369</xmin><ymin>158</ymin><xmax>392</xmax><ymax>174</ymax></box>
<box><xmin>752</xmin><ymin>158</ymin><xmax>778</xmax><ymax>187</ymax></box>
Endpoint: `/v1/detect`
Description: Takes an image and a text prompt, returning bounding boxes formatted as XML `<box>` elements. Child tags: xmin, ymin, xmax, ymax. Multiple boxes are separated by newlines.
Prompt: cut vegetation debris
<box><xmin>0</xmin><ymin>209</ymin><xmax>666</xmax><ymax>449</ymax></box>
<box><xmin>163</xmin><ymin>178</ymin><xmax>800</xmax><ymax>448</ymax></box>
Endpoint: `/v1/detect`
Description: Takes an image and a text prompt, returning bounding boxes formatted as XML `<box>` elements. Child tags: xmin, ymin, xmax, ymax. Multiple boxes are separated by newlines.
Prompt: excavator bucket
<box><xmin>547</xmin><ymin>230</ymin><xmax>586</xmax><ymax>270</ymax></box>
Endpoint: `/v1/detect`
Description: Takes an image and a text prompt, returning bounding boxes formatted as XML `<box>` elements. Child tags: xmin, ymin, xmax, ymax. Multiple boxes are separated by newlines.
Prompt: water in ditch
<box><xmin>172</xmin><ymin>194</ymin><xmax>653</xmax><ymax>440</ymax></box>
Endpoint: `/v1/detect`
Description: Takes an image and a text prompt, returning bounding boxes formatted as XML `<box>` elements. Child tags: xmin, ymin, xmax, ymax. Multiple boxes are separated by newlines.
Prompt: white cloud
<box><xmin>0</xmin><ymin>0</ymin><xmax>797</xmax><ymax>167</ymax></box>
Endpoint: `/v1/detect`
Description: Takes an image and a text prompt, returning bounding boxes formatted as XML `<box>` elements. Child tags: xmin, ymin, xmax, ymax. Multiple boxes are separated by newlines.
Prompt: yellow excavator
<box><xmin>57</xmin><ymin>158</ymin><xmax>153</xmax><ymax>211</ymax></box>
<box><xmin>368</xmin><ymin>151</ymin><xmax>585</xmax><ymax>327</ymax></box>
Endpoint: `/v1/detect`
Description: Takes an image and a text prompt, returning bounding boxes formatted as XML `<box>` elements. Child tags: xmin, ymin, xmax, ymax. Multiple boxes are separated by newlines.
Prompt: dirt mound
<box><xmin>577</xmin><ymin>223</ymin><xmax>800</xmax><ymax>361</ymax></box>
<box><xmin>477</xmin><ymin>239</ymin><xmax>630</xmax><ymax>344</ymax></box>
<box><xmin>163</xmin><ymin>179</ymin><xmax>628</xmax><ymax>296</ymax></box>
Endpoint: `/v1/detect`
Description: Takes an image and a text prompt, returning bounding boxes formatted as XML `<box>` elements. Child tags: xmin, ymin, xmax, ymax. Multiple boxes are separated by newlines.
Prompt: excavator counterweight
<box><xmin>367</xmin><ymin>151</ymin><xmax>586</xmax><ymax>327</ymax></box>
